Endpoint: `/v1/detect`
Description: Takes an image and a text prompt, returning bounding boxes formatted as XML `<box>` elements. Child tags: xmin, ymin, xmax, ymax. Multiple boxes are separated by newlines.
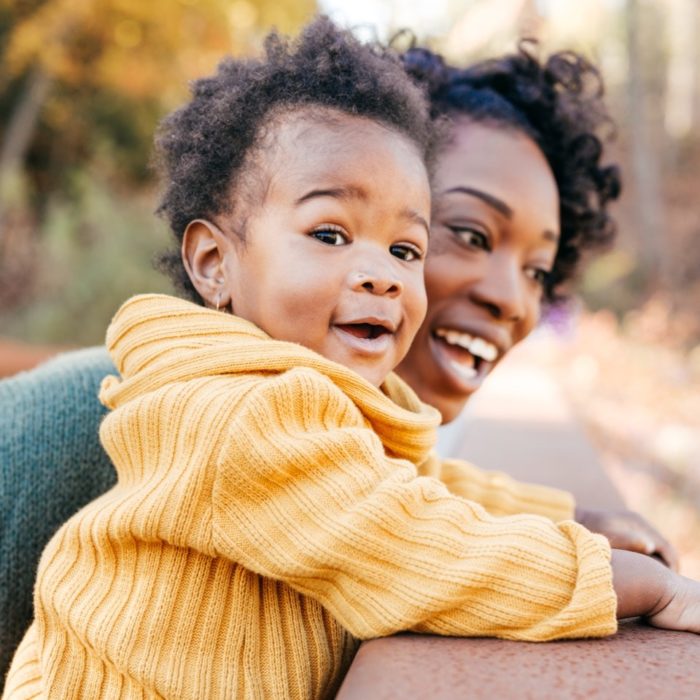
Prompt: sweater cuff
<box><xmin>528</xmin><ymin>521</ymin><xmax>618</xmax><ymax>640</ymax></box>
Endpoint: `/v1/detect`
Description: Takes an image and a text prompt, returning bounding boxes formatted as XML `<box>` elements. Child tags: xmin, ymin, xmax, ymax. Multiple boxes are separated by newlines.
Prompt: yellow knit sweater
<box><xmin>5</xmin><ymin>295</ymin><xmax>616</xmax><ymax>700</ymax></box>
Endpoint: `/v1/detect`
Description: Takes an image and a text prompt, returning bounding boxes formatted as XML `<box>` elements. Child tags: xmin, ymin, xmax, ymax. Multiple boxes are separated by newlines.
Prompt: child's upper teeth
<box><xmin>435</xmin><ymin>328</ymin><xmax>498</xmax><ymax>362</ymax></box>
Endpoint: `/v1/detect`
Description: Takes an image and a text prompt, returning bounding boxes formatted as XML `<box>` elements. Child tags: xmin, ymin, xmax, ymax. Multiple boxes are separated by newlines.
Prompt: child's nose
<box><xmin>350</xmin><ymin>270</ymin><xmax>403</xmax><ymax>297</ymax></box>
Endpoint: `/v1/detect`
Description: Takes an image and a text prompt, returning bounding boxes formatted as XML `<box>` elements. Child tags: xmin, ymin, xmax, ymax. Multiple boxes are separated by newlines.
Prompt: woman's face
<box><xmin>396</xmin><ymin>119</ymin><xmax>560</xmax><ymax>423</ymax></box>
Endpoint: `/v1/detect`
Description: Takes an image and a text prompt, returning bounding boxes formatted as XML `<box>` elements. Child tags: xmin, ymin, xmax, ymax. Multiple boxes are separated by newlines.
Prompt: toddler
<box><xmin>6</xmin><ymin>16</ymin><xmax>700</xmax><ymax>700</ymax></box>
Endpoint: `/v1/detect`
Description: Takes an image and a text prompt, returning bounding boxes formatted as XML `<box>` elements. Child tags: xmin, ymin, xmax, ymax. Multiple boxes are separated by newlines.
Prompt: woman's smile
<box><xmin>430</xmin><ymin>325</ymin><xmax>502</xmax><ymax>388</ymax></box>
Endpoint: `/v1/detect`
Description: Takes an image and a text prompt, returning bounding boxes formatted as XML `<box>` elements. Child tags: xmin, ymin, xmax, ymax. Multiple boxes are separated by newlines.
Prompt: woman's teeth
<box><xmin>449</xmin><ymin>360</ymin><xmax>477</xmax><ymax>380</ymax></box>
<box><xmin>434</xmin><ymin>328</ymin><xmax>498</xmax><ymax>362</ymax></box>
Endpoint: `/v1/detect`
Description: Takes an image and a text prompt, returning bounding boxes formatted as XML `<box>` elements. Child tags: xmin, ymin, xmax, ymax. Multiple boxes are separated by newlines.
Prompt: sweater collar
<box><xmin>100</xmin><ymin>294</ymin><xmax>439</xmax><ymax>463</ymax></box>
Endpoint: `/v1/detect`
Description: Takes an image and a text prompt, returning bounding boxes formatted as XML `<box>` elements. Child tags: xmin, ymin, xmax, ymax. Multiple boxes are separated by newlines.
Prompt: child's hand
<box><xmin>647</xmin><ymin>574</ymin><xmax>700</xmax><ymax>634</ymax></box>
<box><xmin>576</xmin><ymin>507</ymin><xmax>678</xmax><ymax>570</ymax></box>
<box><xmin>613</xmin><ymin>549</ymin><xmax>700</xmax><ymax>634</ymax></box>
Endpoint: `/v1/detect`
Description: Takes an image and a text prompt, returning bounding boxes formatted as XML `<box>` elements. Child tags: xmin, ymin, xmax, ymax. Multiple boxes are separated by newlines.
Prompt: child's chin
<box><xmin>357</xmin><ymin>369</ymin><xmax>388</xmax><ymax>388</ymax></box>
<box><xmin>348</xmin><ymin>363</ymin><xmax>390</xmax><ymax>388</ymax></box>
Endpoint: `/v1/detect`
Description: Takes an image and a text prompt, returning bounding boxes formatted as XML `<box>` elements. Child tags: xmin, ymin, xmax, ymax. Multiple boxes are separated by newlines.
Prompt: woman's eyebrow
<box><xmin>444</xmin><ymin>186</ymin><xmax>559</xmax><ymax>243</ymax></box>
<box><xmin>442</xmin><ymin>186</ymin><xmax>513</xmax><ymax>218</ymax></box>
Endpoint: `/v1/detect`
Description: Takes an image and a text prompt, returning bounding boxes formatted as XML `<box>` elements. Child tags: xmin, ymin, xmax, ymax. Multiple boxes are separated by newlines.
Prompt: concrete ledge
<box><xmin>337</xmin><ymin>622</ymin><xmax>700</xmax><ymax>699</ymax></box>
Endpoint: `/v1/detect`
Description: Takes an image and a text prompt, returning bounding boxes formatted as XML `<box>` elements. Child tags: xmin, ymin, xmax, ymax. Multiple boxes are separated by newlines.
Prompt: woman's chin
<box><xmin>433</xmin><ymin>392</ymin><xmax>473</xmax><ymax>425</ymax></box>
<box><xmin>406</xmin><ymin>380</ymin><xmax>475</xmax><ymax>425</ymax></box>
<box><xmin>397</xmin><ymin>343</ymin><xmax>488</xmax><ymax>423</ymax></box>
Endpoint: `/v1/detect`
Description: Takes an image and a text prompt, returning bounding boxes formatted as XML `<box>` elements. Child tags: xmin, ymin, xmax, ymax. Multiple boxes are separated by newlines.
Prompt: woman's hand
<box><xmin>576</xmin><ymin>507</ymin><xmax>678</xmax><ymax>570</ymax></box>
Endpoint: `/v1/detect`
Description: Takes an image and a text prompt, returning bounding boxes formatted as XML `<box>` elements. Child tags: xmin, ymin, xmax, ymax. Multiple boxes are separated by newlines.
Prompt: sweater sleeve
<box><xmin>417</xmin><ymin>454</ymin><xmax>575</xmax><ymax>522</ymax></box>
<box><xmin>211</xmin><ymin>368</ymin><xmax>616</xmax><ymax>642</ymax></box>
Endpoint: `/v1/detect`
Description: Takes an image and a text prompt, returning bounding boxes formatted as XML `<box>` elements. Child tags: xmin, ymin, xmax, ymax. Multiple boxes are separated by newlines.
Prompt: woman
<box><xmin>398</xmin><ymin>43</ymin><xmax>620</xmax><ymax>423</ymax></box>
<box><xmin>0</xmin><ymin>42</ymin><xmax>673</xmax><ymax>687</ymax></box>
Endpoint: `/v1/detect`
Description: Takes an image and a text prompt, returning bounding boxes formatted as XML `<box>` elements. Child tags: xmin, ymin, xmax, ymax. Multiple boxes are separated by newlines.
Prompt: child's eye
<box><xmin>390</xmin><ymin>243</ymin><xmax>423</xmax><ymax>262</ymax></box>
<box><xmin>310</xmin><ymin>226</ymin><xmax>348</xmax><ymax>246</ymax></box>
<box><xmin>448</xmin><ymin>225</ymin><xmax>491</xmax><ymax>252</ymax></box>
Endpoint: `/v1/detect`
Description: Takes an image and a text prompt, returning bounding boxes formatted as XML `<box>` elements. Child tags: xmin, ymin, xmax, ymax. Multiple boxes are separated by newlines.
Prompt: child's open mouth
<box><xmin>333</xmin><ymin>319</ymin><xmax>396</xmax><ymax>357</ymax></box>
<box><xmin>336</xmin><ymin>322</ymin><xmax>391</xmax><ymax>340</ymax></box>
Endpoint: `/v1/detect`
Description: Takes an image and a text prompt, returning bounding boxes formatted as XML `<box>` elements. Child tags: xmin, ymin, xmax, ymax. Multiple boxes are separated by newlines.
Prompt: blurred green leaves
<box><xmin>0</xmin><ymin>174</ymin><xmax>171</xmax><ymax>344</ymax></box>
<box><xmin>0</xmin><ymin>0</ymin><xmax>316</xmax><ymax>342</ymax></box>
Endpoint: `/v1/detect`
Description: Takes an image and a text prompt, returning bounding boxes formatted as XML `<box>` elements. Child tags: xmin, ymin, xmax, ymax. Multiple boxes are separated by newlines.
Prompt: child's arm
<box><xmin>212</xmin><ymin>368</ymin><xmax>617</xmax><ymax>642</ymax></box>
<box><xmin>424</xmin><ymin>457</ymin><xmax>677</xmax><ymax>569</ymax></box>
<box><xmin>213</xmin><ymin>370</ymin><xmax>700</xmax><ymax>639</ymax></box>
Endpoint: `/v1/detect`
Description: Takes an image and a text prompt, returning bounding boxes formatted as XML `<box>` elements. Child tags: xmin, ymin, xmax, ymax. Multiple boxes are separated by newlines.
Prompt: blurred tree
<box><xmin>665</xmin><ymin>0</ymin><xmax>696</xmax><ymax>145</ymax></box>
<box><xmin>0</xmin><ymin>0</ymin><xmax>315</xmax><ymax>309</ymax></box>
<box><xmin>624</xmin><ymin>0</ymin><xmax>666</xmax><ymax>290</ymax></box>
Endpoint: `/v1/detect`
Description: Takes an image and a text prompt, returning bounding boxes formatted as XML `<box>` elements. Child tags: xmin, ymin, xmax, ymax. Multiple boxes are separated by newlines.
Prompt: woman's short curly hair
<box><xmin>155</xmin><ymin>16</ymin><xmax>435</xmax><ymax>303</ymax></box>
<box><xmin>402</xmin><ymin>42</ymin><xmax>622</xmax><ymax>301</ymax></box>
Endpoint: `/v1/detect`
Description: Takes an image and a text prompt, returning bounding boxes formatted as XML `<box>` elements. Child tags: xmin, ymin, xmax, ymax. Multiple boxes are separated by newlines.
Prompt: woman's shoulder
<box><xmin>1</xmin><ymin>346</ymin><xmax>114</xmax><ymax>425</ymax></box>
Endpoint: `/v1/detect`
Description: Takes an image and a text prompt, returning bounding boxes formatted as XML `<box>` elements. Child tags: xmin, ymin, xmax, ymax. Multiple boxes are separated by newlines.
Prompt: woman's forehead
<box><xmin>436</xmin><ymin>123</ymin><xmax>558</xmax><ymax>213</ymax></box>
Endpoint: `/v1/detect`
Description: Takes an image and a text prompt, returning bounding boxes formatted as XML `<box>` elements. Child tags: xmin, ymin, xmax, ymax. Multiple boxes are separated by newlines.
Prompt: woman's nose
<box><xmin>470</xmin><ymin>254</ymin><xmax>527</xmax><ymax>322</ymax></box>
<box><xmin>349</xmin><ymin>269</ymin><xmax>403</xmax><ymax>297</ymax></box>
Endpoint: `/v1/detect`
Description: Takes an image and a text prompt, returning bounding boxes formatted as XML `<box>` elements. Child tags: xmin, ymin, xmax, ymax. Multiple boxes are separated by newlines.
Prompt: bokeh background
<box><xmin>1</xmin><ymin>0</ymin><xmax>699</xmax><ymax>570</ymax></box>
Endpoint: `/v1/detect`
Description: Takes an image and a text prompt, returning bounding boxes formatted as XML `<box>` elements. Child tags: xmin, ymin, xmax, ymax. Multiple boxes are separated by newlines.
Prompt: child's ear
<box><xmin>182</xmin><ymin>219</ymin><xmax>233</xmax><ymax>310</ymax></box>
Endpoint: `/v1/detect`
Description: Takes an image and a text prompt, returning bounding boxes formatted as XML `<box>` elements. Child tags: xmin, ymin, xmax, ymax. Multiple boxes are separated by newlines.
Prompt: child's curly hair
<box><xmin>156</xmin><ymin>16</ymin><xmax>435</xmax><ymax>303</ymax></box>
<box><xmin>402</xmin><ymin>42</ymin><xmax>622</xmax><ymax>301</ymax></box>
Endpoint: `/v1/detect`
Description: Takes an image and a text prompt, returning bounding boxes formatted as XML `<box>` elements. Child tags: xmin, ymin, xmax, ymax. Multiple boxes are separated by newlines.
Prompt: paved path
<box><xmin>442</xmin><ymin>338</ymin><xmax>625</xmax><ymax>510</ymax></box>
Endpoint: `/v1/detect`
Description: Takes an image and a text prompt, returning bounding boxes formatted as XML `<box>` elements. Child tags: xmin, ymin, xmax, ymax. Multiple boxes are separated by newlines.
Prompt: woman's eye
<box><xmin>390</xmin><ymin>244</ymin><xmax>423</xmax><ymax>262</ymax></box>
<box><xmin>449</xmin><ymin>226</ymin><xmax>490</xmax><ymax>251</ymax></box>
<box><xmin>310</xmin><ymin>227</ymin><xmax>348</xmax><ymax>246</ymax></box>
<box><xmin>525</xmin><ymin>267</ymin><xmax>550</xmax><ymax>287</ymax></box>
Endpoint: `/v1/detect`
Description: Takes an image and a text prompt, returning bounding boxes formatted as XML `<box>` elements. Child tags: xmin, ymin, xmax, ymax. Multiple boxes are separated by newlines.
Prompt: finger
<box><xmin>646</xmin><ymin>541</ymin><xmax>677</xmax><ymax>570</ymax></box>
<box><xmin>607</xmin><ymin>533</ymin><xmax>655</xmax><ymax>555</ymax></box>
<box><xmin>653</xmin><ymin>540</ymin><xmax>680</xmax><ymax>572</ymax></box>
<box><xmin>636</xmin><ymin>526</ymin><xmax>679</xmax><ymax>571</ymax></box>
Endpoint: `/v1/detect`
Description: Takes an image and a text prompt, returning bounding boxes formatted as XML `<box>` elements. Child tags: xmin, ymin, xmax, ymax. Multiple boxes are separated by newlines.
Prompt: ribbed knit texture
<box><xmin>425</xmin><ymin>457</ymin><xmax>575</xmax><ymax>522</ymax></box>
<box><xmin>0</xmin><ymin>348</ymin><xmax>116</xmax><ymax>693</ymax></box>
<box><xmin>4</xmin><ymin>294</ymin><xmax>617</xmax><ymax>699</ymax></box>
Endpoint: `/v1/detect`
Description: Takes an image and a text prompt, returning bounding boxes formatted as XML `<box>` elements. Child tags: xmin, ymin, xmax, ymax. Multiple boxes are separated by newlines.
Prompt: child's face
<box><xmin>199</xmin><ymin>112</ymin><xmax>431</xmax><ymax>387</ymax></box>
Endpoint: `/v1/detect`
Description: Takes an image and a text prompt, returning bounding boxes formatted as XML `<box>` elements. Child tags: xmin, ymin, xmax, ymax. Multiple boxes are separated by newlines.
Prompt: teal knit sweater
<box><xmin>0</xmin><ymin>347</ymin><xmax>116</xmax><ymax>689</ymax></box>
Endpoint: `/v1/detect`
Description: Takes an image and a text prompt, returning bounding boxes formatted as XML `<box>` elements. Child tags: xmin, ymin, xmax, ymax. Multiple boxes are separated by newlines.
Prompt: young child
<box><xmin>5</xmin><ymin>17</ymin><xmax>700</xmax><ymax>700</ymax></box>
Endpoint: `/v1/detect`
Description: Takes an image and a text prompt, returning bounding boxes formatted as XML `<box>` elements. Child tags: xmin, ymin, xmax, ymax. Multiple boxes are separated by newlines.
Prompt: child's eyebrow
<box><xmin>295</xmin><ymin>187</ymin><xmax>430</xmax><ymax>236</ymax></box>
<box><xmin>401</xmin><ymin>209</ymin><xmax>430</xmax><ymax>237</ymax></box>
<box><xmin>295</xmin><ymin>186</ymin><xmax>367</xmax><ymax>206</ymax></box>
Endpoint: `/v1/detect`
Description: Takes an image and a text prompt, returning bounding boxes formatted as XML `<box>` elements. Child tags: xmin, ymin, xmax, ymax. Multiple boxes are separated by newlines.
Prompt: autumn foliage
<box><xmin>0</xmin><ymin>0</ymin><xmax>315</xmax><ymax>316</ymax></box>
